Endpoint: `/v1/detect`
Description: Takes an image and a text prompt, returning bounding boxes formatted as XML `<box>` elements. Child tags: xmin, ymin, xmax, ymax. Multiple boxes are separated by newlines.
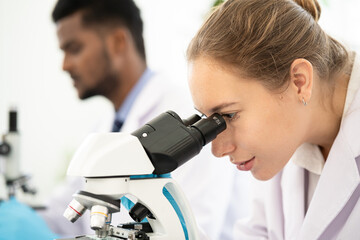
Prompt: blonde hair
<box><xmin>187</xmin><ymin>0</ymin><xmax>349</xmax><ymax>90</ymax></box>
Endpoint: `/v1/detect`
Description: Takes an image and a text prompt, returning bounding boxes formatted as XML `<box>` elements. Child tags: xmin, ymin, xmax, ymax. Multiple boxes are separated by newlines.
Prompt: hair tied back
<box><xmin>293</xmin><ymin>0</ymin><xmax>321</xmax><ymax>22</ymax></box>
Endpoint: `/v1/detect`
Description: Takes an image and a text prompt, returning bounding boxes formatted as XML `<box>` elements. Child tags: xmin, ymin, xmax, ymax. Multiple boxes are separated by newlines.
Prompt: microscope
<box><xmin>0</xmin><ymin>108</ymin><xmax>36</xmax><ymax>202</ymax></box>
<box><xmin>60</xmin><ymin>111</ymin><xmax>226</xmax><ymax>240</ymax></box>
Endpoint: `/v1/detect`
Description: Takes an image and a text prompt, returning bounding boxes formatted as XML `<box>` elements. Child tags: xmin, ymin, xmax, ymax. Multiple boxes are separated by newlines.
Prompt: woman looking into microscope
<box><xmin>187</xmin><ymin>0</ymin><xmax>360</xmax><ymax>238</ymax></box>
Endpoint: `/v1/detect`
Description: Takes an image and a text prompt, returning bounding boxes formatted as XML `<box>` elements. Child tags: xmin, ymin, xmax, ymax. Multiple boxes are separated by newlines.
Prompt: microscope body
<box><xmin>0</xmin><ymin>109</ymin><xmax>36</xmax><ymax>201</ymax></box>
<box><xmin>61</xmin><ymin>111</ymin><xmax>226</xmax><ymax>240</ymax></box>
<box><xmin>0</xmin><ymin>110</ymin><xmax>21</xmax><ymax>200</ymax></box>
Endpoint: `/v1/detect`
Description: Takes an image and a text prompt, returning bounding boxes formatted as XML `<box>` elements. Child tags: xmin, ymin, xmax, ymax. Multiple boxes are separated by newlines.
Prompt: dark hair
<box><xmin>52</xmin><ymin>0</ymin><xmax>146</xmax><ymax>60</ymax></box>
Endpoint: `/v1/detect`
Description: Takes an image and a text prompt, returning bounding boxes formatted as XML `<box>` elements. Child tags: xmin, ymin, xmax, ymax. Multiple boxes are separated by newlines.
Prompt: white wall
<box><xmin>0</xmin><ymin>0</ymin><xmax>212</xmax><ymax>201</ymax></box>
<box><xmin>319</xmin><ymin>0</ymin><xmax>360</xmax><ymax>51</ymax></box>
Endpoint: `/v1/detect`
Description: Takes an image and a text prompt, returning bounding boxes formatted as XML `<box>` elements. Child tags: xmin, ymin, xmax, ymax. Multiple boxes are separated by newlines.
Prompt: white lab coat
<box><xmin>233</xmin><ymin>54</ymin><xmax>360</xmax><ymax>239</ymax></box>
<box><xmin>41</xmin><ymin>72</ymin><xmax>251</xmax><ymax>240</ymax></box>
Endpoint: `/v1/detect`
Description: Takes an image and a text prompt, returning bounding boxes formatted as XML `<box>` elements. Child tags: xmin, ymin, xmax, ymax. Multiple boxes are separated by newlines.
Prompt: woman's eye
<box><xmin>221</xmin><ymin>112</ymin><xmax>238</xmax><ymax>121</ymax></box>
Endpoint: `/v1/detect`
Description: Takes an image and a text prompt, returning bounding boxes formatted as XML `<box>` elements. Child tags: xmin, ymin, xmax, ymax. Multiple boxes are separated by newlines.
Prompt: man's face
<box><xmin>56</xmin><ymin>11</ymin><xmax>118</xmax><ymax>99</ymax></box>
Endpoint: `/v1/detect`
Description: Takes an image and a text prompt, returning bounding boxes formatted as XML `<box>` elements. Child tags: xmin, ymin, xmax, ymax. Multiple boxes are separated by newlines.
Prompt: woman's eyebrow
<box><xmin>194</xmin><ymin>102</ymin><xmax>238</xmax><ymax>116</ymax></box>
<box><xmin>210</xmin><ymin>102</ymin><xmax>238</xmax><ymax>113</ymax></box>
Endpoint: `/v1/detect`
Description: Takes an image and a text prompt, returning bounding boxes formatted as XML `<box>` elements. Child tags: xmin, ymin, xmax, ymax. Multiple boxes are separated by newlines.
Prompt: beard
<box><xmin>80</xmin><ymin>71</ymin><xmax>119</xmax><ymax>100</ymax></box>
<box><xmin>79</xmin><ymin>48</ymin><xmax>120</xmax><ymax>100</ymax></box>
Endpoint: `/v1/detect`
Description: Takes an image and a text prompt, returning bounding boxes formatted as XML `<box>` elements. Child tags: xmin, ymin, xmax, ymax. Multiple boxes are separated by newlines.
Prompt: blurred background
<box><xmin>0</xmin><ymin>0</ymin><xmax>360</xmax><ymax>203</ymax></box>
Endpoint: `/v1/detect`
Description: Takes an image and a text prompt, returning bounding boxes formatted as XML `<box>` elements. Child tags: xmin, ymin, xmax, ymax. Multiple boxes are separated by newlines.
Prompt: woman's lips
<box><xmin>235</xmin><ymin>157</ymin><xmax>255</xmax><ymax>171</ymax></box>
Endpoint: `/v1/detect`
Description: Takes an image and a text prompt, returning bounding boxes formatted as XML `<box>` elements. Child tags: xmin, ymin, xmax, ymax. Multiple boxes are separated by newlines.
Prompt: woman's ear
<box><xmin>289</xmin><ymin>58</ymin><xmax>314</xmax><ymax>105</ymax></box>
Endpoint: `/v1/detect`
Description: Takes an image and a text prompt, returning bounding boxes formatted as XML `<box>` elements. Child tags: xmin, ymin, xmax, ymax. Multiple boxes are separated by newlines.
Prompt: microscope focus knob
<box><xmin>129</xmin><ymin>202</ymin><xmax>154</xmax><ymax>222</ymax></box>
<box><xmin>0</xmin><ymin>142</ymin><xmax>11</xmax><ymax>156</ymax></box>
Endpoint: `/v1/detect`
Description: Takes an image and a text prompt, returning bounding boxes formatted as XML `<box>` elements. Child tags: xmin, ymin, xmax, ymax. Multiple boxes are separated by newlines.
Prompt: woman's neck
<box><xmin>308</xmin><ymin>66</ymin><xmax>352</xmax><ymax>160</ymax></box>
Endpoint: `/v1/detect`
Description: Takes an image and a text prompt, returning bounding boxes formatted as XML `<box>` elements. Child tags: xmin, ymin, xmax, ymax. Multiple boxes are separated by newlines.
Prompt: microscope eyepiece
<box><xmin>9</xmin><ymin>109</ymin><xmax>18</xmax><ymax>133</ymax></box>
<box><xmin>191</xmin><ymin>113</ymin><xmax>226</xmax><ymax>145</ymax></box>
<box><xmin>132</xmin><ymin>111</ymin><xmax>226</xmax><ymax>174</ymax></box>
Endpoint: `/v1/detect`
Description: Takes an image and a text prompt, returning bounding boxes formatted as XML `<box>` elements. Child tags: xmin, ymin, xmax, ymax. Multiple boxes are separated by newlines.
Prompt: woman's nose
<box><xmin>211</xmin><ymin>130</ymin><xmax>235</xmax><ymax>158</ymax></box>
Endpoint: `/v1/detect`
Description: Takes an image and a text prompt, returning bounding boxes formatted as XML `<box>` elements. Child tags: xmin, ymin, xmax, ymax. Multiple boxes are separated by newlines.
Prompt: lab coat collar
<box><xmin>113</xmin><ymin>68</ymin><xmax>154</xmax><ymax>127</ymax></box>
<box><xmin>291</xmin><ymin>143</ymin><xmax>324</xmax><ymax>175</ymax></box>
<box><xmin>299</xmin><ymin>129</ymin><xmax>360</xmax><ymax>239</ymax></box>
<box><xmin>121</xmin><ymin>72</ymin><xmax>167</xmax><ymax>131</ymax></box>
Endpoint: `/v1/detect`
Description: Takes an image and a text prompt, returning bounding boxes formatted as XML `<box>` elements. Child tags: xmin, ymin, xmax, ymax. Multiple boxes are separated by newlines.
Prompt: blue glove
<box><xmin>0</xmin><ymin>197</ymin><xmax>59</xmax><ymax>240</ymax></box>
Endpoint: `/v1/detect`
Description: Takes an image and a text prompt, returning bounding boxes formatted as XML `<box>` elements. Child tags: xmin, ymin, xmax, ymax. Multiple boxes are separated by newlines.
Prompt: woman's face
<box><xmin>188</xmin><ymin>57</ymin><xmax>306</xmax><ymax>180</ymax></box>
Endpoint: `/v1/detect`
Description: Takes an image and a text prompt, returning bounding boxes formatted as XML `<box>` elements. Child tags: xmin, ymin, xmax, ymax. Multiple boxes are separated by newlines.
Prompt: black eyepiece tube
<box><xmin>182</xmin><ymin>114</ymin><xmax>201</xmax><ymax>126</ymax></box>
<box><xmin>191</xmin><ymin>113</ymin><xmax>226</xmax><ymax>145</ymax></box>
<box><xmin>9</xmin><ymin>109</ymin><xmax>18</xmax><ymax>133</ymax></box>
<box><xmin>132</xmin><ymin>111</ymin><xmax>226</xmax><ymax>174</ymax></box>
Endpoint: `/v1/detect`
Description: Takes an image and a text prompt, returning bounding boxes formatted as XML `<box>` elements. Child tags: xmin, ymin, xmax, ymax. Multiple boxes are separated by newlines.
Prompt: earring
<box><xmin>302</xmin><ymin>97</ymin><xmax>307</xmax><ymax>106</ymax></box>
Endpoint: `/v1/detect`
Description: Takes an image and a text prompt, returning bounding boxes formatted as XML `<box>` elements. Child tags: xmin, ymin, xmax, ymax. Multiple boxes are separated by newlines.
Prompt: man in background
<box><xmin>41</xmin><ymin>0</ymin><xmax>250</xmax><ymax>239</ymax></box>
